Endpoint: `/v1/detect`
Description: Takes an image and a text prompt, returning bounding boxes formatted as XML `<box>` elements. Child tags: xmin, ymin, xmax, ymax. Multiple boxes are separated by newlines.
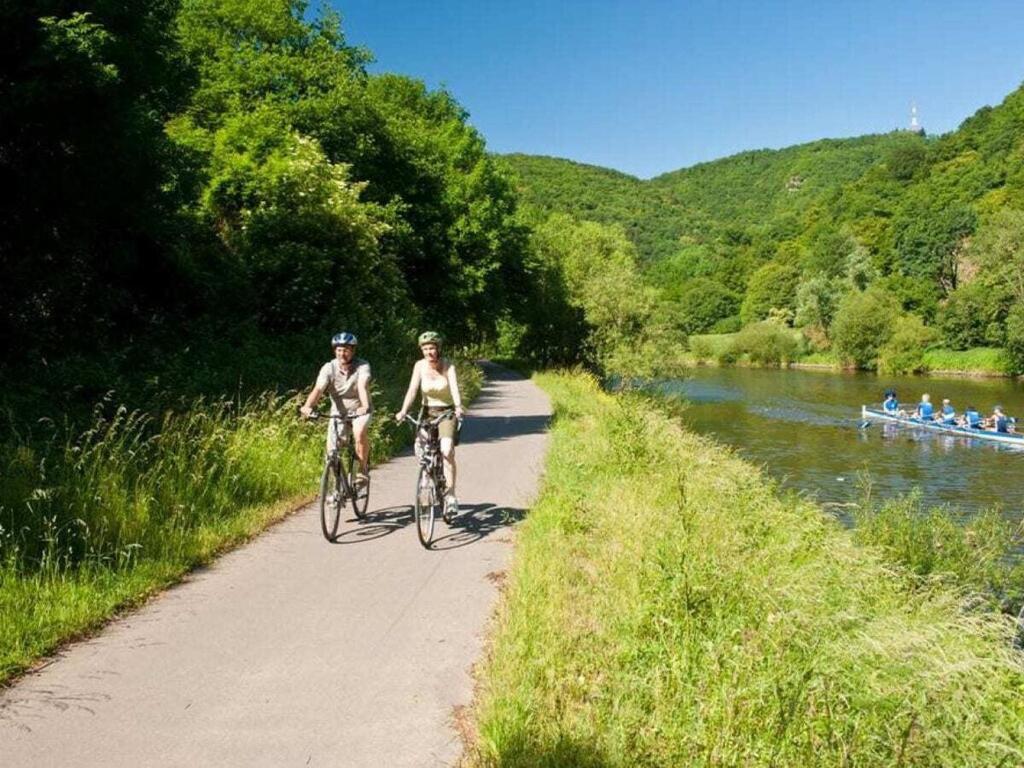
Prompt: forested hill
<box><xmin>648</xmin><ymin>134</ymin><xmax>919</xmax><ymax>239</ymax></box>
<box><xmin>505</xmin><ymin>80</ymin><xmax>1024</xmax><ymax>373</ymax></box>
<box><xmin>504</xmin><ymin>134</ymin><xmax>913</xmax><ymax>262</ymax></box>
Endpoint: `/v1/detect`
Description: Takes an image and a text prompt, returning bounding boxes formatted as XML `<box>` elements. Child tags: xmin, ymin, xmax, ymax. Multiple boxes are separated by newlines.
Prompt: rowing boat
<box><xmin>861</xmin><ymin>406</ymin><xmax>1024</xmax><ymax>446</ymax></box>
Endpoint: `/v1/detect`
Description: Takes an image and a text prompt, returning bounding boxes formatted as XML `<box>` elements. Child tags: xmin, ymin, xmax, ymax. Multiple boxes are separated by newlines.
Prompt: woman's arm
<box><xmin>447</xmin><ymin>362</ymin><xmax>464</xmax><ymax>418</ymax></box>
<box><xmin>396</xmin><ymin>362</ymin><xmax>422</xmax><ymax>420</ymax></box>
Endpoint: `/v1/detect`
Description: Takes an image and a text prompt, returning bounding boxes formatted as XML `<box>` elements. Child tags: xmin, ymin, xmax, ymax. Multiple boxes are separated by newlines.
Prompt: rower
<box><xmin>915</xmin><ymin>393</ymin><xmax>934</xmax><ymax>421</ymax></box>
<box><xmin>990</xmin><ymin>405</ymin><xmax>1013</xmax><ymax>433</ymax></box>
<box><xmin>882</xmin><ymin>389</ymin><xmax>901</xmax><ymax>415</ymax></box>
<box><xmin>963</xmin><ymin>405</ymin><xmax>982</xmax><ymax>429</ymax></box>
<box><xmin>939</xmin><ymin>398</ymin><xmax>957</xmax><ymax>425</ymax></box>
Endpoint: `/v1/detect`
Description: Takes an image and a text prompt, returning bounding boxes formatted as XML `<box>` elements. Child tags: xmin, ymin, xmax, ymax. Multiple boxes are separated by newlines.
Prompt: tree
<box><xmin>665</xmin><ymin>278</ymin><xmax>739</xmax><ymax>335</ymax></box>
<box><xmin>878</xmin><ymin>316</ymin><xmax>938</xmax><ymax>375</ymax></box>
<box><xmin>830</xmin><ymin>287</ymin><xmax>900</xmax><ymax>369</ymax></box>
<box><xmin>0</xmin><ymin>1</ymin><xmax>190</xmax><ymax>356</ymax></box>
<box><xmin>739</xmin><ymin>262</ymin><xmax>800</xmax><ymax>325</ymax></box>
<box><xmin>1005</xmin><ymin>304</ymin><xmax>1024</xmax><ymax>375</ymax></box>
<box><xmin>795</xmin><ymin>276</ymin><xmax>845</xmax><ymax>338</ymax></box>
<box><xmin>967</xmin><ymin>209</ymin><xmax>1024</xmax><ymax>304</ymax></box>
<box><xmin>937</xmin><ymin>281</ymin><xmax>1009</xmax><ymax>349</ymax></box>
<box><xmin>892</xmin><ymin>203</ymin><xmax>976</xmax><ymax>294</ymax></box>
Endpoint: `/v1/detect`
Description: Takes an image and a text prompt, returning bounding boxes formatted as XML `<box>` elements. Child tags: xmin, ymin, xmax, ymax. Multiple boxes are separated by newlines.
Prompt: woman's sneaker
<box><xmin>443</xmin><ymin>494</ymin><xmax>459</xmax><ymax>524</ymax></box>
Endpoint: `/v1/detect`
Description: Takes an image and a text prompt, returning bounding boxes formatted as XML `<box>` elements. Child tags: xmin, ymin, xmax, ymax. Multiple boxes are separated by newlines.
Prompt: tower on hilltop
<box><xmin>908</xmin><ymin>102</ymin><xmax>925</xmax><ymax>135</ymax></box>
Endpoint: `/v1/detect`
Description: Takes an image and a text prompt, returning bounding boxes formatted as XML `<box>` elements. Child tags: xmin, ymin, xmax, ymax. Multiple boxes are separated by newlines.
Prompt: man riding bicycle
<box><xmin>300</xmin><ymin>332</ymin><xmax>372</xmax><ymax>486</ymax></box>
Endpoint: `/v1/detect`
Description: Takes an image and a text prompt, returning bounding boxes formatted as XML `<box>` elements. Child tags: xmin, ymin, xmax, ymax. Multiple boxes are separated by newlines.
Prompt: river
<box><xmin>657</xmin><ymin>366</ymin><xmax>1024</xmax><ymax>523</ymax></box>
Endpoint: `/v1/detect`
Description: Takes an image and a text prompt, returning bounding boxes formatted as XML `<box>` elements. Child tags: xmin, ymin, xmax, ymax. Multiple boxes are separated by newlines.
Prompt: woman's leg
<box><xmin>440</xmin><ymin>437</ymin><xmax>456</xmax><ymax>497</ymax></box>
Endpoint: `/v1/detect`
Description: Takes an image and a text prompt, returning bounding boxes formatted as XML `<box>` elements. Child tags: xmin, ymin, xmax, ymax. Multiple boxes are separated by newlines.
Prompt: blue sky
<box><xmin>329</xmin><ymin>1</ymin><xmax>1024</xmax><ymax>178</ymax></box>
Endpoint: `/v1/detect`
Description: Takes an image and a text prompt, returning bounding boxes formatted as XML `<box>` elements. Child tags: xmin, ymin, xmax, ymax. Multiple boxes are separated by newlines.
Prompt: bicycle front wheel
<box><xmin>319</xmin><ymin>458</ymin><xmax>343</xmax><ymax>541</ymax></box>
<box><xmin>344</xmin><ymin>447</ymin><xmax>370</xmax><ymax>519</ymax></box>
<box><xmin>414</xmin><ymin>466</ymin><xmax>439</xmax><ymax>548</ymax></box>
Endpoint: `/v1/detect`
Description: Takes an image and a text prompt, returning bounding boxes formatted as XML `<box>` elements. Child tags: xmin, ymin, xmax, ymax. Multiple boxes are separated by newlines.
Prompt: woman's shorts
<box><xmin>425</xmin><ymin>407</ymin><xmax>458</xmax><ymax>442</ymax></box>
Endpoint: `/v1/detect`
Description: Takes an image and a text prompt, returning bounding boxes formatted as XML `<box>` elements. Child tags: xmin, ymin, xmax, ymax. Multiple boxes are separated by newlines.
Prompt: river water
<box><xmin>657</xmin><ymin>367</ymin><xmax>1024</xmax><ymax>523</ymax></box>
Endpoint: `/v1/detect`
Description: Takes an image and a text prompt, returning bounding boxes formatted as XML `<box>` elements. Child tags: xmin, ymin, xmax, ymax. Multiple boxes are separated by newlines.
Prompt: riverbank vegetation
<box><xmin>507</xmin><ymin>80</ymin><xmax>1024</xmax><ymax>376</ymax></box>
<box><xmin>468</xmin><ymin>372</ymin><xmax>1024</xmax><ymax>766</ymax></box>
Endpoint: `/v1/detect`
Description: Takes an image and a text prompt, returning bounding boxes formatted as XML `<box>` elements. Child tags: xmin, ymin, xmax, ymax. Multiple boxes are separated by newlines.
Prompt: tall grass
<box><xmin>469</xmin><ymin>372</ymin><xmax>1024</xmax><ymax>767</ymax></box>
<box><xmin>922</xmin><ymin>347</ymin><xmax>1010</xmax><ymax>376</ymax></box>
<box><xmin>852</xmin><ymin>491</ymin><xmax>1024</xmax><ymax>615</ymax></box>
<box><xmin>0</xmin><ymin>360</ymin><xmax>482</xmax><ymax>682</ymax></box>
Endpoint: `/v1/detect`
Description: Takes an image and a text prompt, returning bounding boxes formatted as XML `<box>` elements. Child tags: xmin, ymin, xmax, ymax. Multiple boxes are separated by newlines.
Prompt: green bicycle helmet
<box><xmin>417</xmin><ymin>330</ymin><xmax>443</xmax><ymax>347</ymax></box>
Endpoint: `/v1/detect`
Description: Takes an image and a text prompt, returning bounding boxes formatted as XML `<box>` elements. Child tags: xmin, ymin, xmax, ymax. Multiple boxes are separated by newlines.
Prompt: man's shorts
<box><xmin>326</xmin><ymin>412</ymin><xmax>371</xmax><ymax>454</ymax></box>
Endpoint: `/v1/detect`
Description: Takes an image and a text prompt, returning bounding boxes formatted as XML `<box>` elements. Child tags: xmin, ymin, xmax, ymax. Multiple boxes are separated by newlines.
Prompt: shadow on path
<box><xmin>331</xmin><ymin>505</ymin><xmax>413</xmax><ymax>545</ymax></box>
<box><xmin>459</xmin><ymin>414</ymin><xmax>550</xmax><ymax>446</ymax></box>
<box><xmin>428</xmin><ymin>502</ymin><xmax>526</xmax><ymax>551</ymax></box>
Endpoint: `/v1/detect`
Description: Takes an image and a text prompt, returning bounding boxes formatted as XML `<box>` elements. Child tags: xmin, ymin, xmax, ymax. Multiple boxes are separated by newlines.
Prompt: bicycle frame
<box><xmin>403</xmin><ymin>409</ymin><xmax>458</xmax><ymax>547</ymax></box>
<box><xmin>308</xmin><ymin>411</ymin><xmax>372</xmax><ymax>538</ymax></box>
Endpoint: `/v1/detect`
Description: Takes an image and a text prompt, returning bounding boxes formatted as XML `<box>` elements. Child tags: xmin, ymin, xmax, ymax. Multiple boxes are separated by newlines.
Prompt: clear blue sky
<box><xmin>329</xmin><ymin>0</ymin><xmax>1024</xmax><ymax>179</ymax></box>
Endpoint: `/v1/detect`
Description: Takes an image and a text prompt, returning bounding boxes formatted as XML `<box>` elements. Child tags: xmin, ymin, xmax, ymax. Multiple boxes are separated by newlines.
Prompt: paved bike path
<box><xmin>0</xmin><ymin>363</ymin><xmax>551</xmax><ymax>767</ymax></box>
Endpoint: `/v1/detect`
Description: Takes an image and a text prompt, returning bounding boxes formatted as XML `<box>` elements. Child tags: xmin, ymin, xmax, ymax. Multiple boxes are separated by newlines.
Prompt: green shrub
<box><xmin>830</xmin><ymin>287</ymin><xmax>899</xmax><ymax>368</ymax></box>
<box><xmin>686</xmin><ymin>335</ymin><xmax>717</xmax><ymax>362</ymax></box>
<box><xmin>710</xmin><ymin>314</ymin><xmax>742</xmax><ymax>333</ymax></box>
<box><xmin>877</xmin><ymin>315</ymin><xmax>938</xmax><ymax>374</ymax></box>
<box><xmin>729</xmin><ymin>321</ymin><xmax>799</xmax><ymax>365</ymax></box>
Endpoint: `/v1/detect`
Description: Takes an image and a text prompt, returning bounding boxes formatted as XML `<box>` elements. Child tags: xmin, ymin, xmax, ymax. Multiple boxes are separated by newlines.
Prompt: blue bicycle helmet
<box><xmin>331</xmin><ymin>331</ymin><xmax>358</xmax><ymax>347</ymax></box>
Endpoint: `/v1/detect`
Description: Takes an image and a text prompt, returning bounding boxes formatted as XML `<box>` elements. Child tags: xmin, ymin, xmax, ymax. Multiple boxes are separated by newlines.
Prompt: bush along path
<box><xmin>0</xmin><ymin>363</ymin><xmax>550</xmax><ymax>767</ymax></box>
<box><xmin>468</xmin><ymin>371</ymin><xmax>1024</xmax><ymax>767</ymax></box>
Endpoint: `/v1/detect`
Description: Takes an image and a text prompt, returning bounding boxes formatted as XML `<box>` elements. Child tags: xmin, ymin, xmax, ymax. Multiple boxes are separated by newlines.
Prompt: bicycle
<box><xmin>402</xmin><ymin>409</ymin><xmax>459</xmax><ymax>548</ymax></box>
<box><xmin>307</xmin><ymin>411</ymin><xmax>371</xmax><ymax>540</ymax></box>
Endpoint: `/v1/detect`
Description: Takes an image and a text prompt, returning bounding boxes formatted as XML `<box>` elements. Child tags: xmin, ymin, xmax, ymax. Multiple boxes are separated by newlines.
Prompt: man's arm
<box><xmin>301</xmin><ymin>364</ymin><xmax>330</xmax><ymax>418</ymax></box>
<box><xmin>355</xmin><ymin>366</ymin><xmax>372</xmax><ymax>415</ymax></box>
<box><xmin>396</xmin><ymin>363</ymin><xmax>421</xmax><ymax>420</ymax></box>
<box><xmin>300</xmin><ymin>385</ymin><xmax>324</xmax><ymax>418</ymax></box>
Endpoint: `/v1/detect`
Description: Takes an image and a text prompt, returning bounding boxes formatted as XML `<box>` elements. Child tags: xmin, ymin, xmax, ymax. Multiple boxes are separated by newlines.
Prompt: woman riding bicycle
<box><xmin>300</xmin><ymin>332</ymin><xmax>372</xmax><ymax>486</ymax></box>
<box><xmin>395</xmin><ymin>331</ymin><xmax>464</xmax><ymax>517</ymax></box>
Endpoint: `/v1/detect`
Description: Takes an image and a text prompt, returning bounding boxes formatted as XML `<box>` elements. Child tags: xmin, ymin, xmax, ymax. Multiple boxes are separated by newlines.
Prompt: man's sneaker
<box><xmin>443</xmin><ymin>494</ymin><xmax>459</xmax><ymax>523</ymax></box>
<box><xmin>354</xmin><ymin>473</ymin><xmax>369</xmax><ymax>491</ymax></box>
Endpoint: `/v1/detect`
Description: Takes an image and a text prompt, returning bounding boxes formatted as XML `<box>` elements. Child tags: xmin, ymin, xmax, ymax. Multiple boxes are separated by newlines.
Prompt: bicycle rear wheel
<box><xmin>343</xmin><ymin>446</ymin><xmax>370</xmax><ymax>519</ymax></box>
<box><xmin>319</xmin><ymin>458</ymin><xmax>343</xmax><ymax>541</ymax></box>
<box><xmin>414</xmin><ymin>466</ymin><xmax>439</xmax><ymax>548</ymax></box>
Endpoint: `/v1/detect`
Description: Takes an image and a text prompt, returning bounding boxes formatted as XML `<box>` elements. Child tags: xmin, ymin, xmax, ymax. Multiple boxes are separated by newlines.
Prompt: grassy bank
<box><xmin>0</xmin><ymin>358</ymin><xmax>481</xmax><ymax>683</ymax></box>
<box><xmin>686</xmin><ymin>332</ymin><xmax>1012</xmax><ymax>378</ymax></box>
<box><xmin>468</xmin><ymin>372</ymin><xmax>1024</xmax><ymax>766</ymax></box>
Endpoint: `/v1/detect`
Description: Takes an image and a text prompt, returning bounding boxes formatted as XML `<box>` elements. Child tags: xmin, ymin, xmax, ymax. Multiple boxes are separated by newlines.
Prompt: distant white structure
<box><xmin>908</xmin><ymin>102</ymin><xmax>925</xmax><ymax>135</ymax></box>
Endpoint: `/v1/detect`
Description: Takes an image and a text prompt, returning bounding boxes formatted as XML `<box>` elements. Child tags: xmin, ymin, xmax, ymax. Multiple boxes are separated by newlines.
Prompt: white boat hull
<box><xmin>861</xmin><ymin>406</ymin><xmax>1024</xmax><ymax>446</ymax></box>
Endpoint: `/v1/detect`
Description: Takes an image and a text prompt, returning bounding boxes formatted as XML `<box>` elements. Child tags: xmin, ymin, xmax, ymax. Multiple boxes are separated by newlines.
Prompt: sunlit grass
<box><xmin>468</xmin><ymin>371</ymin><xmax>1024</xmax><ymax>767</ymax></box>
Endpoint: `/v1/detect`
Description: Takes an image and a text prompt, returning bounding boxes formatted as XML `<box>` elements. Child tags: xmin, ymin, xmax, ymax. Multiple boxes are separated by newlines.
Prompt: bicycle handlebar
<box><xmin>304</xmin><ymin>410</ymin><xmax>371</xmax><ymax>421</ymax></box>
<box><xmin>401</xmin><ymin>409</ymin><xmax>459</xmax><ymax>429</ymax></box>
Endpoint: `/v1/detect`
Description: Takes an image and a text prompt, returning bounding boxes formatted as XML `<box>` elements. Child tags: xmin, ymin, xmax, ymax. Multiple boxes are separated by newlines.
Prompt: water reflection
<box><xmin>658</xmin><ymin>367</ymin><xmax>1024</xmax><ymax>523</ymax></box>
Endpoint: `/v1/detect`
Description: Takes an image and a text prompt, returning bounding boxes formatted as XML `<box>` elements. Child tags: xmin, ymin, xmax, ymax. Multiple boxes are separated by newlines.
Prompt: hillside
<box><xmin>502</xmin><ymin>153</ymin><xmax>686</xmax><ymax>262</ymax></box>
<box><xmin>505</xmin><ymin>81</ymin><xmax>1024</xmax><ymax>371</ymax></box>
<box><xmin>503</xmin><ymin>133</ymin><xmax>916</xmax><ymax>262</ymax></box>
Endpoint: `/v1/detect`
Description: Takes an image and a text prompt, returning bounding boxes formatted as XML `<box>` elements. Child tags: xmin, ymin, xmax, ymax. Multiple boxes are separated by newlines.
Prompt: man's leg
<box><xmin>352</xmin><ymin>415</ymin><xmax>371</xmax><ymax>477</ymax></box>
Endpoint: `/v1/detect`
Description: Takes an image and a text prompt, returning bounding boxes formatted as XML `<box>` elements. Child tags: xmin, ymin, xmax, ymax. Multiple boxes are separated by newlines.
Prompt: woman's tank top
<box><xmin>420</xmin><ymin>363</ymin><xmax>453</xmax><ymax>407</ymax></box>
